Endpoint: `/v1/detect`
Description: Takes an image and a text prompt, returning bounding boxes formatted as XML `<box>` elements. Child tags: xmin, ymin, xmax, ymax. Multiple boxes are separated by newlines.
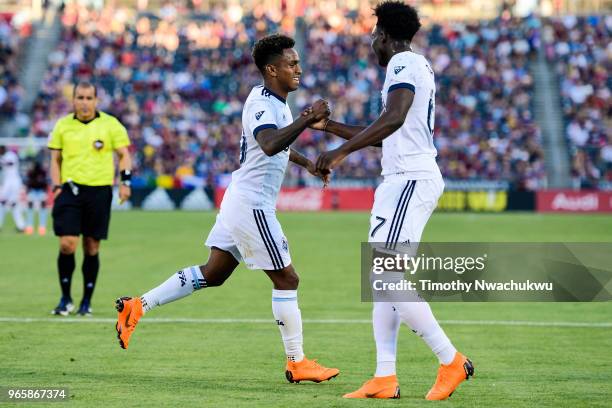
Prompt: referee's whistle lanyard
<box><xmin>67</xmin><ymin>179</ymin><xmax>79</xmax><ymax>196</ymax></box>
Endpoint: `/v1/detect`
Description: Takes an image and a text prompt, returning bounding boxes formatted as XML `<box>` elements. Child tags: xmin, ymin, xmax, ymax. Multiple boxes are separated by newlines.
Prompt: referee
<box><xmin>48</xmin><ymin>82</ymin><xmax>132</xmax><ymax>316</ymax></box>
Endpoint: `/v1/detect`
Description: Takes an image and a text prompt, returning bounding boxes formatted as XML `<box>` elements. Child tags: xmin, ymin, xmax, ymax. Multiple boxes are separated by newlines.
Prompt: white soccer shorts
<box><xmin>205</xmin><ymin>198</ymin><xmax>292</xmax><ymax>271</ymax></box>
<box><xmin>27</xmin><ymin>189</ymin><xmax>47</xmax><ymax>204</ymax></box>
<box><xmin>368</xmin><ymin>176</ymin><xmax>444</xmax><ymax>247</ymax></box>
<box><xmin>0</xmin><ymin>180</ymin><xmax>23</xmax><ymax>204</ymax></box>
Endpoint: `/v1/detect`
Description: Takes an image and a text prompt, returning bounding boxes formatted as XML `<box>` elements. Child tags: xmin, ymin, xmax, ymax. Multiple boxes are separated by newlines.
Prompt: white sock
<box><xmin>39</xmin><ymin>207</ymin><xmax>48</xmax><ymax>228</ymax></box>
<box><xmin>12</xmin><ymin>203</ymin><xmax>25</xmax><ymax>230</ymax></box>
<box><xmin>271</xmin><ymin>289</ymin><xmax>304</xmax><ymax>363</ymax></box>
<box><xmin>27</xmin><ymin>206</ymin><xmax>34</xmax><ymax>228</ymax></box>
<box><xmin>140</xmin><ymin>266</ymin><xmax>206</xmax><ymax>314</ymax></box>
<box><xmin>373</xmin><ymin>302</ymin><xmax>400</xmax><ymax>377</ymax></box>
<box><xmin>393</xmin><ymin>301</ymin><xmax>457</xmax><ymax>365</ymax></box>
<box><xmin>0</xmin><ymin>203</ymin><xmax>5</xmax><ymax>228</ymax></box>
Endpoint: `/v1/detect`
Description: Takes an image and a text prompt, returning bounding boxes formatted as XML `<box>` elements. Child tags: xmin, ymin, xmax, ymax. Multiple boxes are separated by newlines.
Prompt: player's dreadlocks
<box><xmin>252</xmin><ymin>34</ymin><xmax>296</xmax><ymax>74</ymax></box>
<box><xmin>374</xmin><ymin>1</ymin><xmax>421</xmax><ymax>41</ymax></box>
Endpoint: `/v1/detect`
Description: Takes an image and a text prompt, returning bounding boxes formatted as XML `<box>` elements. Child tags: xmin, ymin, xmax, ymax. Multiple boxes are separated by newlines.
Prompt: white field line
<box><xmin>0</xmin><ymin>317</ymin><xmax>610</xmax><ymax>328</ymax></box>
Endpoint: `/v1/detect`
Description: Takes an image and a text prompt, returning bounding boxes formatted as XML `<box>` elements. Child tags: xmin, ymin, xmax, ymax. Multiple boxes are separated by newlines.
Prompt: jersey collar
<box><xmin>263</xmin><ymin>87</ymin><xmax>286</xmax><ymax>104</ymax></box>
<box><xmin>73</xmin><ymin>111</ymin><xmax>101</xmax><ymax>124</ymax></box>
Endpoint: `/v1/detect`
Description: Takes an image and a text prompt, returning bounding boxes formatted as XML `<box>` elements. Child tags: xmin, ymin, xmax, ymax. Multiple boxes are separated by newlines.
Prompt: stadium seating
<box><xmin>27</xmin><ymin>4</ymin><xmax>549</xmax><ymax>190</ymax></box>
<box><xmin>298</xmin><ymin>9</ymin><xmax>546</xmax><ymax>190</ymax></box>
<box><xmin>0</xmin><ymin>14</ymin><xmax>26</xmax><ymax>120</ymax></box>
<box><xmin>543</xmin><ymin>15</ymin><xmax>611</xmax><ymax>189</ymax></box>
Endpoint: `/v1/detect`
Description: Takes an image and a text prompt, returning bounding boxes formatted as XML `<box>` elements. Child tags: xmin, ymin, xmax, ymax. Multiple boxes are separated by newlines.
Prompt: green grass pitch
<box><xmin>1</xmin><ymin>212</ymin><xmax>611</xmax><ymax>407</ymax></box>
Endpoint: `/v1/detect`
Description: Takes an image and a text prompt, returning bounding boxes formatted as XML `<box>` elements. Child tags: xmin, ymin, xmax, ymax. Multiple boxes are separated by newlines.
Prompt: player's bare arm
<box><xmin>289</xmin><ymin>148</ymin><xmax>330</xmax><ymax>186</ymax></box>
<box><xmin>316</xmin><ymin>88</ymin><xmax>414</xmax><ymax>173</ymax></box>
<box><xmin>301</xmin><ymin>108</ymin><xmax>382</xmax><ymax>147</ymax></box>
<box><xmin>256</xmin><ymin>99</ymin><xmax>330</xmax><ymax>156</ymax></box>
<box><xmin>305</xmin><ymin>111</ymin><xmax>382</xmax><ymax>148</ymax></box>
<box><xmin>115</xmin><ymin>146</ymin><xmax>132</xmax><ymax>203</ymax></box>
<box><xmin>49</xmin><ymin>149</ymin><xmax>62</xmax><ymax>200</ymax></box>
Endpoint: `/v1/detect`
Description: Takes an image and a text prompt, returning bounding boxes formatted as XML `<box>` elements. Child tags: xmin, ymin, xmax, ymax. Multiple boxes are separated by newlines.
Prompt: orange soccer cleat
<box><xmin>115</xmin><ymin>297</ymin><xmax>144</xmax><ymax>350</ymax></box>
<box><xmin>343</xmin><ymin>375</ymin><xmax>400</xmax><ymax>399</ymax></box>
<box><xmin>425</xmin><ymin>352</ymin><xmax>474</xmax><ymax>400</ymax></box>
<box><xmin>24</xmin><ymin>226</ymin><xmax>34</xmax><ymax>235</ymax></box>
<box><xmin>285</xmin><ymin>357</ymin><xmax>340</xmax><ymax>384</ymax></box>
<box><xmin>38</xmin><ymin>226</ymin><xmax>46</xmax><ymax>236</ymax></box>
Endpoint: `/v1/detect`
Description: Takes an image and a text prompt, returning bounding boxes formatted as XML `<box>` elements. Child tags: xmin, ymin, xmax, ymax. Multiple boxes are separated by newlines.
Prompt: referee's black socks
<box><xmin>82</xmin><ymin>254</ymin><xmax>99</xmax><ymax>302</ymax></box>
<box><xmin>57</xmin><ymin>252</ymin><xmax>75</xmax><ymax>300</ymax></box>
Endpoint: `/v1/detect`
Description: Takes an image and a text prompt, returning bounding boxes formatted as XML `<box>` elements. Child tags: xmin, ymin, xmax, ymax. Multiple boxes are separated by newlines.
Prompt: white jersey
<box><xmin>0</xmin><ymin>150</ymin><xmax>23</xmax><ymax>204</ymax></box>
<box><xmin>1</xmin><ymin>151</ymin><xmax>22</xmax><ymax>183</ymax></box>
<box><xmin>381</xmin><ymin>51</ymin><xmax>440</xmax><ymax>179</ymax></box>
<box><xmin>225</xmin><ymin>85</ymin><xmax>293</xmax><ymax>209</ymax></box>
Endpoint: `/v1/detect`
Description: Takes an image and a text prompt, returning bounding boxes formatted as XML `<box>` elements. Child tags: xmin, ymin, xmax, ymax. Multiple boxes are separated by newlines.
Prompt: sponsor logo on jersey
<box><xmin>394</xmin><ymin>66</ymin><xmax>406</xmax><ymax>74</ymax></box>
<box><xmin>255</xmin><ymin>111</ymin><xmax>265</xmax><ymax>120</ymax></box>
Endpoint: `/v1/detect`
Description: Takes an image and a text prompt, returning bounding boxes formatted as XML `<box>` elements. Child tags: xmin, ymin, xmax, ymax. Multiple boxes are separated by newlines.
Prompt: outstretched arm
<box><xmin>257</xmin><ymin>100</ymin><xmax>330</xmax><ymax>156</ymax></box>
<box><xmin>316</xmin><ymin>88</ymin><xmax>414</xmax><ymax>172</ymax></box>
<box><xmin>302</xmin><ymin>111</ymin><xmax>381</xmax><ymax>147</ymax></box>
<box><xmin>326</xmin><ymin>120</ymin><xmax>381</xmax><ymax>147</ymax></box>
<box><xmin>289</xmin><ymin>148</ymin><xmax>330</xmax><ymax>186</ymax></box>
<box><xmin>289</xmin><ymin>148</ymin><xmax>311</xmax><ymax>168</ymax></box>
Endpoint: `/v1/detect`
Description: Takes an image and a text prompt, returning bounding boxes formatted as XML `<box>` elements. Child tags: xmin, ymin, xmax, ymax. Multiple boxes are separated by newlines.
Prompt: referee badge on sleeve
<box><xmin>93</xmin><ymin>139</ymin><xmax>104</xmax><ymax>150</ymax></box>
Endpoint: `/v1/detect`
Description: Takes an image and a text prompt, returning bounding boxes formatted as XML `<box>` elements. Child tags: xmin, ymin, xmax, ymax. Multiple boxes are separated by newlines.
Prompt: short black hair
<box><xmin>374</xmin><ymin>1</ymin><xmax>421</xmax><ymax>41</ymax></box>
<box><xmin>73</xmin><ymin>81</ymin><xmax>97</xmax><ymax>97</ymax></box>
<box><xmin>252</xmin><ymin>34</ymin><xmax>295</xmax><ymax>74</ymax></box>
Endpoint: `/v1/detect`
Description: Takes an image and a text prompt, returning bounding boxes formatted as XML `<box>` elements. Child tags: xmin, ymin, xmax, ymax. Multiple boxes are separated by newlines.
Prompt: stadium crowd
<box><xmin>296</xmin><ymin>8</ymin><xmax>546</xmax><ymax>189</ymax></box>
<box><xmin>26</xmin><ymin>4</ymin><xmax>548</xmax><ymax>190</ymax></box>
<box><xmin>0</xmin><ymin>14</ymin><xmax>27</xmax><ymax>120</ymax></box>
<box><xmin>543</xmin><ymin>15</ymin><xmax>611</xmax><ymax>189</ymax></box>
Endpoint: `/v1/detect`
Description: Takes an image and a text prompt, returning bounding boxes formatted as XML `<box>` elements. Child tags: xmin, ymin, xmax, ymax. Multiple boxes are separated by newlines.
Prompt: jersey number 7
<box><xmin>371</xmin><ymin>216</ymin><xmax>387</xmax><ymax>238</ymax></box>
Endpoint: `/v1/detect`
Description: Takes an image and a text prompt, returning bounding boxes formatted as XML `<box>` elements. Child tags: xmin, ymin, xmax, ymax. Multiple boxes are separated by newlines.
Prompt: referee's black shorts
<box><xmin>52</xmin><ymin>183</ymin><xmax>113</xmax><ymax>240</ymax></box>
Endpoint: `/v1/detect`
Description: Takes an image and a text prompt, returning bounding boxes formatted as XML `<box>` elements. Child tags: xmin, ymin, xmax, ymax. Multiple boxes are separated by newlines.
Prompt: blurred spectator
<box><xmin>30</xmin><ymin>3</ymin><xmax>547</xmax><ymax>190</ymax></box>
<box><xmin>0</xmin><ymin>16</ymin><xmax>26</xmax><ymax>119</ymax></box>
<box><xmin>543</xmin><ymin>15</ymin><xmax>611</xmax><ymax>189</ymax></box>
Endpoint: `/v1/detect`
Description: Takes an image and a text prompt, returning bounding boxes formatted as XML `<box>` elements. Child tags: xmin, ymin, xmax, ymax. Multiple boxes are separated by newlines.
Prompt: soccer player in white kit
<box><xmin>314</xmin><ymin>2</ymin><xmax>473</xmax><ymax>401</ymax></box>
<box><xmin>0</xmin><ymin>145</ymin><xmax>26</xmax><ymax>232</ymax></box>
<box><xmin>115</xmin><ymin>34</ymin><xmax>340</xmax><ymax>384</ymax></box>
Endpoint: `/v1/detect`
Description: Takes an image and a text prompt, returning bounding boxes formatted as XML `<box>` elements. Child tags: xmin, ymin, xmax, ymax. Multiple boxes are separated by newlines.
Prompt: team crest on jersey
<box><xmin>255</xmin><ymin>111</ymin><xmax>265</xmax><ymax>120</ymax></box>
<box><xmin>93</xmin><ymin>139</ymin><xmax>104</xmax><ymax>150</ymax></box>
<box><xmin>281</xmin><ymin>237</ymin><xmax>289</xmax><ymax>252</ymax></box>
<box><xmin>394</xmin><ymin>66</ymin><xmax>406</xmax><ymax>74</ymax></box>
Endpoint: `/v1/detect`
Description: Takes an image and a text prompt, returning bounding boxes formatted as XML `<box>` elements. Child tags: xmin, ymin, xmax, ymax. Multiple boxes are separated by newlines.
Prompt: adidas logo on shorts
<box><xmin>255</xmin><ymin>111</ymin><xmax>265</xmax><ymax>120</ymax></box>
